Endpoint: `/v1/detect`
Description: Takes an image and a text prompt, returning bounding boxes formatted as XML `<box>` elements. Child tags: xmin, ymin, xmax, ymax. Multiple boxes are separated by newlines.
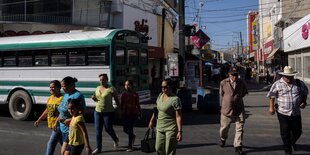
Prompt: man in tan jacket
<box><xmin>219</xmin><ymin>68</ymin><xmax>248</xmax><ymax>155</ymax></box>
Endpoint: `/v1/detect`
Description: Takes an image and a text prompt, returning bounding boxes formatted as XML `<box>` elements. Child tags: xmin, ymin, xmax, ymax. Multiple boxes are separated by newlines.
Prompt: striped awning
<box><xmin>267</xmin><ymin>47</ymin><xmax>280</xmax><ymax>60</ymax></box>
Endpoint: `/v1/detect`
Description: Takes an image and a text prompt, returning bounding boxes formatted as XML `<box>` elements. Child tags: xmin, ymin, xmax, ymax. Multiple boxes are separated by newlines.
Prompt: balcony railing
<box><xmin>0</xmin><ymin>14</ymin><xmax>72</xmax><ymax>25</ymax></box>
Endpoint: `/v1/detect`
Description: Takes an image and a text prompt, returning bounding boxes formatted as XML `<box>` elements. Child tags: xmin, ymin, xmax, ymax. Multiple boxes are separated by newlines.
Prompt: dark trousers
<box><xmin>277</xmin><ymin>112</ymin><xmax>302</xmax><ymax>152</ymax></box>
<box><xmin>123</xmin><ymin>115</ymin><xmax>137</xmax><ymax>147</ymax></box>
<box><xmin>94</xmin><ymin>111</ymin><xmax>118</xmax><ymax>150</ymax></box>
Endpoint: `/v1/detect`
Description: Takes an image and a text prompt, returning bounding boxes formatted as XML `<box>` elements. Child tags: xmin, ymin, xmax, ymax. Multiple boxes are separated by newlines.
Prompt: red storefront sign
<box><xmin>191</xmin><ymin>29</ymin><xmax>210</xmax><ymax>49</ymax></box>
<box><xmin>302</xmin><ymin>22</ymin><xmax>310</xmax><ymax>40</ymax></box>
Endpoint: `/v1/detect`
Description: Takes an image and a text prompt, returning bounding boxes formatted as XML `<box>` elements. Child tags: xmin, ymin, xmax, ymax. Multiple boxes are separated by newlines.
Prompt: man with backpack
<box><xmin>267</xmin><ymin>66</ymin><xmax>308</xmax><ymax>155</ymax></box>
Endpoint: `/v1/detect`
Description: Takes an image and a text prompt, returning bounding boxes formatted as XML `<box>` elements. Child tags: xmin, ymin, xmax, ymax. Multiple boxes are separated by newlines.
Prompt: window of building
<box><xmin>288</xmin><ymin>57</ymin><xmax>295</xmax><ymax>71</ymax></box>
<box><xmin>304</xmin><ymin>55</ymin><xmax>310</xmax><ymax>78</ymax></box>
<box><xmin>296</xmin><ymin>57</ymin><xmax>302</xmax><ymax>77</ymax></box>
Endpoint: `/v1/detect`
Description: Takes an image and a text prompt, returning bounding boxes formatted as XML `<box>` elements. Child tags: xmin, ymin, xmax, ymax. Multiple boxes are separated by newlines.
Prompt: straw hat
<box><xmin>279</xmin><ymin>66</ymin><xmax>298</xmax><ymax>76</ymax></box>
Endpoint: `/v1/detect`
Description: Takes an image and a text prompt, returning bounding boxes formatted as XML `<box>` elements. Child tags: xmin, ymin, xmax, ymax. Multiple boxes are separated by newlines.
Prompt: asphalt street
<box><xmin>0</xmin><ymin>88</ymin><xmax>310</xmax><ymax>155</ymax></box>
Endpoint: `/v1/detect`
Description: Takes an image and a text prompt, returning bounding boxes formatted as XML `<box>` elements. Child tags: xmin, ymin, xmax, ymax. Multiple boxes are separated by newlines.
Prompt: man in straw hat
<box><xmin>267</xmin><ymin>66</ymin><xmax>308</xmax><ymax>155</ymax></box>
<box><xmin>219</xmin><ymin>67</ymin><xmax>248</xmax><ymax>155</ymax></box>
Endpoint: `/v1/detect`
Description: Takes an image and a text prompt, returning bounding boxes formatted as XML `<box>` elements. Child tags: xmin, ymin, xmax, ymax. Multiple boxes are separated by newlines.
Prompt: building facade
<box><xmin>0</xmin><ymin>0</ymin><xmax>179</xmax><ymax>82</ymax></box>
<box><xmin>257</xmin><ymin>0</ymin><xmax>310</xmax><ymax>76</ymax></box>
<box><xmin>284</xmin><ymin>14</ymin><xmax>310</xmax><ymax>83</ymax></box>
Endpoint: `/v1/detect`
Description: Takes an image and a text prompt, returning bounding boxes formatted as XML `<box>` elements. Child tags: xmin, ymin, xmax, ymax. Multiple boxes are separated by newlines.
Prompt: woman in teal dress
<box><xmin>148</xmin><ymin>78</ymin><xmax>182</xmax><ymax>155</ymax></box>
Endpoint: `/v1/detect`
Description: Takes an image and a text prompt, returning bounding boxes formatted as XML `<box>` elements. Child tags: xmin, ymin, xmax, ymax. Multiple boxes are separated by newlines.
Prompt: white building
<box><xmin>283</xmin><ymin>13</ymin><xmax>310</xmax><ymax>83</ymax></box>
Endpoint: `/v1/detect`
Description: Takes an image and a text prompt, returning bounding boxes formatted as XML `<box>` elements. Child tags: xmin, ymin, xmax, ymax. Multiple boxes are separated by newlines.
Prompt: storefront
<box><xmin>283</xmin><ymin>14</ymin><xmax>310</xmax><ymax>83</ymax></box>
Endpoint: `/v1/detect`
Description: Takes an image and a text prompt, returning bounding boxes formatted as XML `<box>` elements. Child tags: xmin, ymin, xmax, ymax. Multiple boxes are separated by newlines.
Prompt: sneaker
<box><xmin>113</xmin><ymin>138</ymin><xmax>119</xmax><ymax>148</ymax></box>
<box><xmin>126</xmin><ymin>147</ymin><xmax>134</xmax><ymax>152</ymax></box>
<box><xmin>92</xmin><ymin>148</ymin><xmax>101</xmax><ymax>154</ymax></box>
<box><xmin>219</xmin><ymin>139</ymin><xmax>225</xmax><ymax>147</ymax></box>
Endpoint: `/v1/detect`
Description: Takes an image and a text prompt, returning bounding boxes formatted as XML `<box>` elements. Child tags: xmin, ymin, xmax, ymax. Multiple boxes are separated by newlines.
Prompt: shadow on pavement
<box><xmin>244</xmin><ymin>144</ymin><xmax>310</xmax><ymax>154</ymax></box>
<box><xmin>245</xmin><ymin>105</ymin><xmax>269</xmax><ymax>108</ymax></box>
<box><xmin>243</xmin><ymin>145</ymin><xmax>283</xmax><ymax>154</ymax></box>
<box><xmin>177</xmin><ymin>143</ymin><xmax>218</xmax><ymax>149</ymax></box>
<box><xmin>182</xmin><ymin>110</ymin><xmax>220</xmax><ymax>125</ymax></box>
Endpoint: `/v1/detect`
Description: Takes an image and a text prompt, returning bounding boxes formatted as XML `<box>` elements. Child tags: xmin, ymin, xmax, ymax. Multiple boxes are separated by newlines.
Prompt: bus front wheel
<box><xmin>9</xmin><ymin>90</ymin><xmax>33</xmax><ymax>121</ymax></box>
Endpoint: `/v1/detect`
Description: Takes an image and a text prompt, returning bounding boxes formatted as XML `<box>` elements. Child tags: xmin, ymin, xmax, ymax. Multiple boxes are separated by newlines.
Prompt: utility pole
<box><xmin>160</xmin><ymin>8</ymin><xmax>166</xmax><ymax>79</ymax></box>
<box><xmin>237</xmin><ymin>41</ymin><xmax>239</xmax><ymax>62</ymax></box>
<box><xmin>178</xmin><ymin>0</ymin><xmax>185</xmax><ymax>78</ymax></box>
<box><xmin>240</xmin><ymin>32</ymin><xmax>244</xmax><ymax>62</ymax></box>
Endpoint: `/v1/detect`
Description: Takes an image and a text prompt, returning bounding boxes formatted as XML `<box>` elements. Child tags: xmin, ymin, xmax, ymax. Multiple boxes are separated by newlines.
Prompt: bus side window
<box><xmin>140</xmin><ymin>49</ymin><xmax>148</xmax><ymax>65</ymax></box>
<box><xmin>34</xmin><ymin>50</ymin><xmax>49</xmax><ymax>66</ymax></box>
<box><xmin>3</xmin><ymin>51</ymin><xmax>16</xmax><ymax>67</ymax></box>
<box><xmin>51</xmin><ymin>49</ymin><xmax>67</xmax><ymax>66</ymax></box>
<box><xmin>18</xmin><ymin>51</ymin><xmax>33</xmax><ymax>67</ymax></box>
<box><xmin>87</xmin><ymin>47</ymin><xmax>108</xmax><ymax>65</ymax></box>
<box><xmin>116</xmin><ymin>48</ymin><xmax>125</xmax><ymax>65</ymax></box>
<box><xmin>69</xmin><ymin>48</ymin><xmax>85</xmax><ymax>66</ymax></box>
<box><xmin>128</xmin><ymin>49</ymin><xmax>138</xmax><ymax>66</ymax></box>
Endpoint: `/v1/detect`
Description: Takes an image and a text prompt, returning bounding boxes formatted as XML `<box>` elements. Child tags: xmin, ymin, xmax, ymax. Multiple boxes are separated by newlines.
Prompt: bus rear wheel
<box><xmin>9</xmin><ymin>90</ymin><xmax>33</xmax><ymax>121</ymax></box>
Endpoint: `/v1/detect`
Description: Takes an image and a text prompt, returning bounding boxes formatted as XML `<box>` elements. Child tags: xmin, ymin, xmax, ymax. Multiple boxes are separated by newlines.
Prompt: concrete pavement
<box><xmin>98</xmin><ymin>80</ymin><xmax>310</xmax><ymax>155</ymax></box>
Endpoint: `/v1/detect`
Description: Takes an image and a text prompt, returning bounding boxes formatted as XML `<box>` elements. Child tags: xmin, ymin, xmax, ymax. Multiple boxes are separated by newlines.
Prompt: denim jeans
<box><xmin>123</xmin><ymin>115</ymin><xmax>137</xmax><ymax>147</ymax></box>
<box><xmin>94</xmin><ymin>111</ymin><xmax>118</xmax><ymax>150</ymax></box>
<box><xmin>277</xmin><ymin>112</ymin><xmax>302</xmax><ymax>152</ymax></box>
<box><xmin>45</xmin><ymin>126</ymin><xmax>63</xmax><ymax>155</ymax></box>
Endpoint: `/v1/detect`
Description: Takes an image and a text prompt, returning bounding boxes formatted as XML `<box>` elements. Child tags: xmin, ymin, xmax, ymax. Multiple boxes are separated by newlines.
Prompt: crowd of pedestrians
<box><xmin>35</xmin><ymin>73</ymin><xmax>182</xmax><ymax>155</ymax></box>
<box><xmin>34</xmin><ymin>64</ymin><xmax>308</xmax><ymax>155</ymax></box>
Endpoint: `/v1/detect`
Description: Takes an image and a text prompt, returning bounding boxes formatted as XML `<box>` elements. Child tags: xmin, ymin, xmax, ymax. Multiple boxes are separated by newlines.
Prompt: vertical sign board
<box><xmin>167</xmin><ymin>53</ymin><xmax>179</xmax><ymax>77</ymax></box>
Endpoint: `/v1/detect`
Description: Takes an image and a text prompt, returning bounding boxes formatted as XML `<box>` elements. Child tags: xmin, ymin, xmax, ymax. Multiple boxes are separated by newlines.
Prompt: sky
<box><xmin>185</xmin><ymin>0</ymin><xmax>259</xmax><ymax>51</ymax></box>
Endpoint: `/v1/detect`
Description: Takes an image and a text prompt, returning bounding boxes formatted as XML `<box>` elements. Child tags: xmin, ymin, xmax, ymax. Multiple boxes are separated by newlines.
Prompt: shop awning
<box><xmin>267</xmin><ymin>47</ymin><xmax>280</xmax><ymax>60</ymax></box>
<box><xmin>148</xmin><ymin>46</ymin><xmax>164</xmax><ymax>59</ymax></box>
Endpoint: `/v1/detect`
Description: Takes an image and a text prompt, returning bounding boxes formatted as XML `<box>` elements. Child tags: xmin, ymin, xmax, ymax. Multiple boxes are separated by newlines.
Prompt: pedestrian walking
<box><xmin>92</xmin><ymin>73</ymin><xmax>120</xmax><ymax>154</ymax></box>
<box><xmin>266</xmin><ymin>70</ymin><xmax>272</xmax><ymax>84</ymax></box>
<box><xmin>64</xmin><ymin>98</ymin><xmax>92</xmax><ymax>155</ymax></box>
<box><xmin>273</xmin><ymin>66</ymin><xmax>282</xmax><ymax>83</ymax></box>
<box><xmin>58</xmin><ymin>76</ymin><xmax>86</xmax><ymax>155</ymax></box>
<box><xmin>120</xmin><ymin>80</ymin><xmax>141</xmax><ymax>152</ymax></box>
<box><xmin>148</xmin><ymin>78</ymin><xmax>182</xmax><ymax>155</ymax></box>
<box><xmin>267</xmin><ymin>66</ymin><xmax>308</xmax><ymax>155</ymax></box>
<box><xmin>151</xmin><ymin>65</ymin><xmax>157</xmax><ymax>89</ymax></box>
<box><xmin>34</xmin><ymin>80</ymin><xmax>63</xmax><ymax>155</ymax></box>
<box><xmin>219</xmin><ymin>68</ymin><xmax>248</xmax><ymax>155</ymax></box>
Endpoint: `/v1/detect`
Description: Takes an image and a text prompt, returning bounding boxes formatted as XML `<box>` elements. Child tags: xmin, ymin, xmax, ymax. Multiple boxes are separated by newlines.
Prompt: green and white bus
<box><xmin>0</xmin><ymin>29</ymin><xmax>151</xmax><ymax>120</ymax></box>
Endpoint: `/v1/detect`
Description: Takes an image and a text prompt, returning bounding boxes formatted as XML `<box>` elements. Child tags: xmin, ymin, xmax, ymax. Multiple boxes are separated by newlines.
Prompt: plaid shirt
<box><xmin>267</xmin><ymin>78</ymin><xmax>308</xmax><ymax>116</ymax></box>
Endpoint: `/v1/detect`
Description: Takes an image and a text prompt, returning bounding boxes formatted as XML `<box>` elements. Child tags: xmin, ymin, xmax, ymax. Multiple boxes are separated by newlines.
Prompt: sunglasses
<box><xmin>161</xmin><ymin>86</ymin><xmax>169</xmax><ymax>89</ymax></box>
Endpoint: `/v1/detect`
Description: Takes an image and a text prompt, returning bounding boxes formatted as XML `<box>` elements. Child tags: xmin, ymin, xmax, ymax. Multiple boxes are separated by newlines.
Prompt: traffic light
<box><xmin>184</xmin><ymin>25</ymin><xmax>196</xmax><ymax>36</ymax></box>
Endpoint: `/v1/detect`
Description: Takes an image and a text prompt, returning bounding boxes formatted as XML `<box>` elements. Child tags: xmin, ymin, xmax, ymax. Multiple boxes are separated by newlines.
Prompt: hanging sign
<box><xmin>167</xmin><ymin>53</ymin><xmax>179</xmax><ymax>77</ymax></box>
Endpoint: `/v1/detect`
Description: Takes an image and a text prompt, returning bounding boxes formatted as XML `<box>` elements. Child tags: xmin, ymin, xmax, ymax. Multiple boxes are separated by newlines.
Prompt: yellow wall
<box><xmin>157</xmin><ymin>16</ymin><xmax>175</xmax><ymax>58</ymax></box>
